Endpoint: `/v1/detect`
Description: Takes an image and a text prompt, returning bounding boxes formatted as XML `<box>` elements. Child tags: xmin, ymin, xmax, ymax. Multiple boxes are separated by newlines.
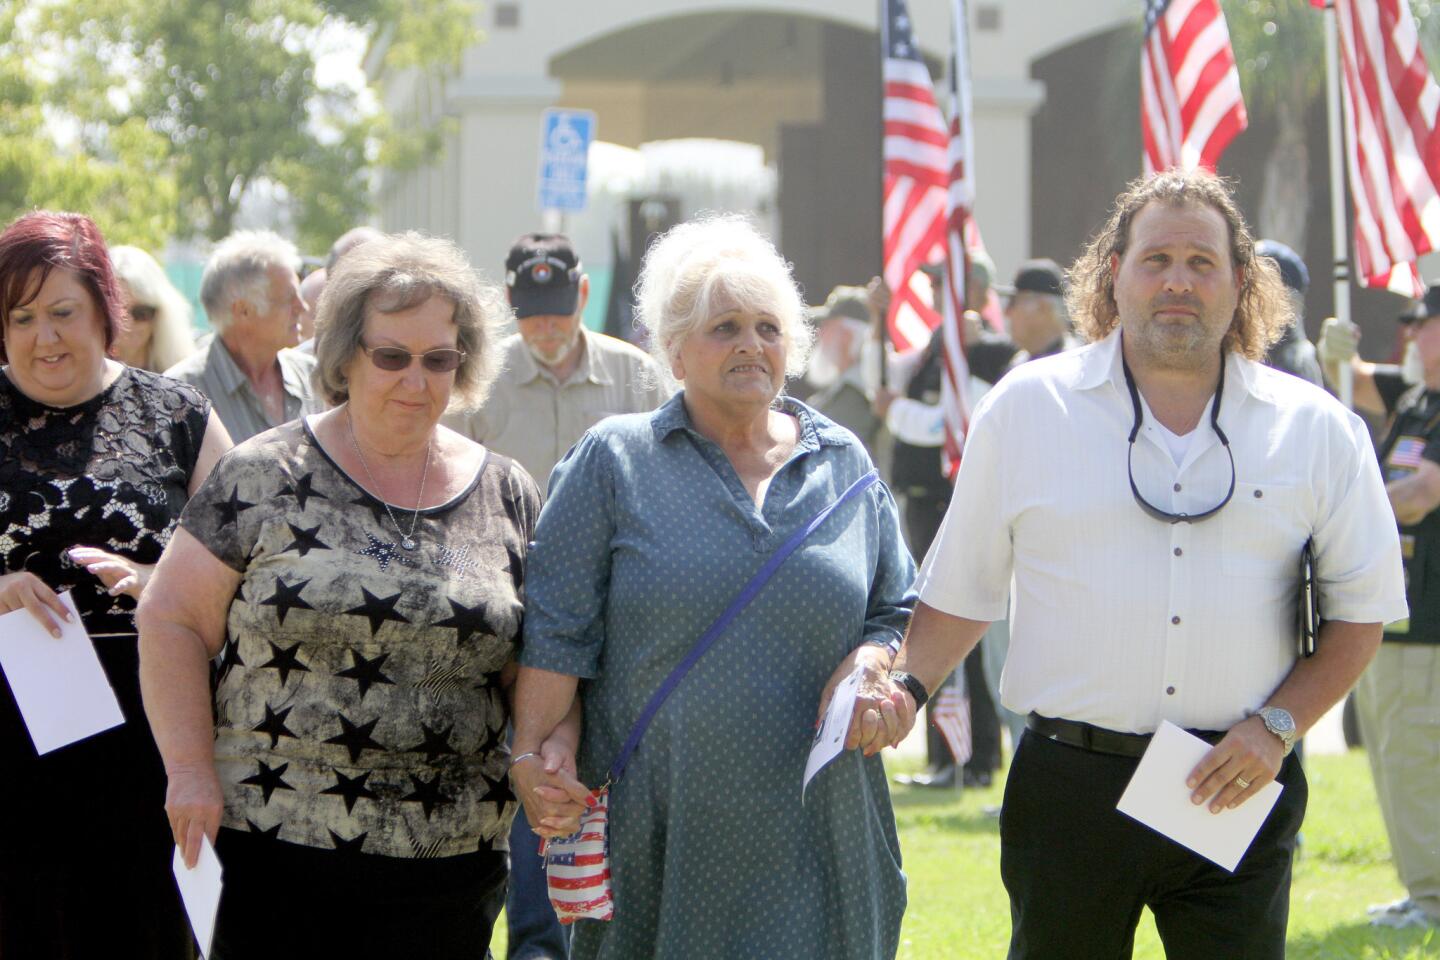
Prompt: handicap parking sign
<box><xmin>537</xmin><ymin>108</ymin><xmax>596</xmax><ymax>213</ymax></box>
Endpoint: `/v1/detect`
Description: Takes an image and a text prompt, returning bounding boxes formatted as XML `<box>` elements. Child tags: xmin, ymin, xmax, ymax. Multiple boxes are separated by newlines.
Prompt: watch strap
<box><xmin>889</xmin><ymin>671</ymin><xmax>929</xmax><ymax>710</ymax></box>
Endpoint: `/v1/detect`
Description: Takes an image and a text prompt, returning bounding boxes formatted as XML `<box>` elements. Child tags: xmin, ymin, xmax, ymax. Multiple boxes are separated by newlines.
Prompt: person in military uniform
<box><xmin>1254</xmin><ymin>240</ymin><xmax>1324</xmax><ymax>387</ymax></box>
<box><xmin>1319</xmin><ymin>288</ymin><xmax>1440</xmax><ymax>930</ymax></box>
<box><xmin>873</xmin><ymin>263</ymin><xmax>1006</xmax><ymax>788</ymax></box>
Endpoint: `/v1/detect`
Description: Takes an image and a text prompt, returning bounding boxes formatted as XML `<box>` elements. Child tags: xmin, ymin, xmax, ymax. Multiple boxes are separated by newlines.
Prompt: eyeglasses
<box><xmin>360</xmin><ymin>343</ymin><xmax>467</xmax><ymax>373</ymax></box>
<box><xmin>1122</xmin><ymin>348</ymin><xmax>1235</xmax><ymax>524</ymax></box>
<box><xmin>128</xmin><ymin>305</ymin><xmax>157</xmax><ymax>323</ymax></box>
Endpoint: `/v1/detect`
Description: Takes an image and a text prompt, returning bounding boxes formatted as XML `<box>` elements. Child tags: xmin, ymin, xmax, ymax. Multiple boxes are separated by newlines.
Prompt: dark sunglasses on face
<box><xmin>128</xmin><ymin>305</ymin><xmax>158</xmax><ymax>323</ymax></box>
<box><xmin>361</xmin><ymin>342</ymin><xmax>466</xmax><ymax>373</ymax></box>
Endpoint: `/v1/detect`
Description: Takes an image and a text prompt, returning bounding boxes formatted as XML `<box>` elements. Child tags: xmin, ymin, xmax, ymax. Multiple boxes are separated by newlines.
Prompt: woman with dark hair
<box><xmin>0</xmin><ymin>210</ymin><xmax>231</xmax><ymax>957</ymax></box>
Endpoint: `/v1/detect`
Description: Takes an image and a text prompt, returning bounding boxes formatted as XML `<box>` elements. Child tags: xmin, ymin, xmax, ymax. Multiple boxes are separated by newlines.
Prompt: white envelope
<box><xmin>173</xmin><ymin>835</ymin><xmax>224</xmax><ymax>958</ymax></box>
<box><xmin>804</xmin><ymin>665</ymin><xmax>865</xmax><ymax>801</ymax></box>
<box><xmin>1116</xmin><ymin>720</ymin><xmax>1283</xmax><ymax>873</ymax></box>
<box><xmin>0</xmin><ymin>591</ymin><xmax>125</xmax><ymax>754</ymax></box>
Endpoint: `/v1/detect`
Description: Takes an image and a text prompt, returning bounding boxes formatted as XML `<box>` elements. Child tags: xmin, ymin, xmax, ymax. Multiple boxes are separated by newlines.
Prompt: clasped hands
<box><xmin>509</xmin><ymin>737</ymin><xmax>592</xmax><ymax>839</ymax></box>
<box><xmin>819</xmin><ymin>644</ymin><xmax>915</xmax><ymax>758</ymax></box>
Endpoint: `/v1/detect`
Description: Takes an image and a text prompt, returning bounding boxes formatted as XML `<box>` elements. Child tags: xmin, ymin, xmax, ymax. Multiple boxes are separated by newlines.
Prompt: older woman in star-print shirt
<box><xmin>138</xmin><ymin>233</ymin><xmax>587</xmax><ymax>959</ymax></box>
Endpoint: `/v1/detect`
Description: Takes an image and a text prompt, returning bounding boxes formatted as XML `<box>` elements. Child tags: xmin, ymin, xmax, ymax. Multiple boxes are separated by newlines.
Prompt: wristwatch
<box><xmin>1254</xmin><ymin>706</ymin><xmax>1298</xmax><ymax>756</ymax></box>
<box><xmin>889</xmin><ymin>671</ymin><xmax>929</xmax><ymax>710</ymax></box>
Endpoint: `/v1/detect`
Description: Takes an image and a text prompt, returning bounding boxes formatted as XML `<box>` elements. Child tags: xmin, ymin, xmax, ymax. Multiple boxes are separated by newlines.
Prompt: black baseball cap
<box><xmin>996</xmin><ymin>258</ymin><xmax>1065</xmax><ymax>297</ymax></box>
<box><xmin>506</xmin><ymin>234</ymin><xmax>583</xmax><ymax>319</ymax></box>
<box><xmin>1401</xmin><ymin>283</ymin><xmax>1440</xmax><ymax>324</ymax></box>
<box><xmin>1255</xmin><ymin>240</ymin><xmax>1309</xmax><ymax>294</ymax></box>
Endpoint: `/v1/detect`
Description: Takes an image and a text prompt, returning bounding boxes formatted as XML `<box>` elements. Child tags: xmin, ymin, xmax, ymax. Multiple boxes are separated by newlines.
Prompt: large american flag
<box><xmin>883</xmin><ymin>0</ymin><xmax>977</xmax><ymax>470</ymax></box>
<box><xmin>1141</xmin><ymin>0</ymin><xmax>1248</xmax><ymax>174</ymax></box>
<box><xmin>882</xmin><ymin>0</ymin><xmax>949</xmax><ymax>354</ymax></box>
<box><xmin>1320</xmin><ymin>0</ymin><xmax>1440</xmax><ymax>295</ymax></box>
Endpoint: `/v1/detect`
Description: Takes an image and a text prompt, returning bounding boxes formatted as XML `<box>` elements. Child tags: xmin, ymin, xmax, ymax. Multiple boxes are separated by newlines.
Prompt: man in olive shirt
<box><xmin>165</xmin><ymin>230</ymin><xmax>319</xmax><ymax>442</ymax></box>
<box><xmin>445</xmin><ymin>233</ymin><xmax>669</xmax><ymax>491</ymax></box>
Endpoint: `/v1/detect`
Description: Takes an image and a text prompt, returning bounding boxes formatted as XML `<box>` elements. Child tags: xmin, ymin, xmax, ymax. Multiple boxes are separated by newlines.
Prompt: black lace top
<box><xmin>0</xmin><ymin>367</ymin><xmax>212</xmax><ymax>635</ymax></box>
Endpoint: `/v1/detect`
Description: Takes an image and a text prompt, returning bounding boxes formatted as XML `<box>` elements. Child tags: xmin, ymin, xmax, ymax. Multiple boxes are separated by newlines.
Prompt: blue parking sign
<box><xmin>537</xmin><ymin>108</ymin><xmax>596</xmax><ymax>213</ymax></box>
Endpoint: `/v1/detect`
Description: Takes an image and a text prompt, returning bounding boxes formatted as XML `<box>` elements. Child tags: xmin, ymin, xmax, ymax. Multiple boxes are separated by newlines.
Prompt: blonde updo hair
<box><xmin>313</xmin><ymin>231</ymin><xmax>506</xmax><ymax>410</ymax></box>
<box><xmin>633</xmin><ymin>214</ymin><xmax>811</xmax><ymax>390</ymax></box>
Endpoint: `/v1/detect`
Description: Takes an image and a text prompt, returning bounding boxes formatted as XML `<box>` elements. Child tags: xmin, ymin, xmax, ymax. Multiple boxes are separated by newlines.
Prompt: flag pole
<box><xmin>1323</xmin><ymin>0</ymin><xmax>1354</xmax><ymax>408</ymax></box>
<box><xmin>876</xmin><ymin>0</ymin><xmax>891</xmax><ymax>391</ymax></box>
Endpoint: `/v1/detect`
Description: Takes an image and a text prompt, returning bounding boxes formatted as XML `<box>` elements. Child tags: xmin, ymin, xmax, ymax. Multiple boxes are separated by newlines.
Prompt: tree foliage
<box><xmin>0</xmin><ymin>4</ymin><xmax>178</xmax><ymax>248</ymax></box>
<box><xmin>15</xmin><ymin>0</ymin><xmax>479</xmax><ymax>252</ymax></box>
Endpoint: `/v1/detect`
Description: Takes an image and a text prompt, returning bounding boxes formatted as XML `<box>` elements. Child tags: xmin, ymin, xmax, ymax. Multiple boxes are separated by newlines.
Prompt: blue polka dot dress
<box><xmin>521</xmin><ymin>392</ymin><xmax>916</xmax><ymax>960</ymax></box>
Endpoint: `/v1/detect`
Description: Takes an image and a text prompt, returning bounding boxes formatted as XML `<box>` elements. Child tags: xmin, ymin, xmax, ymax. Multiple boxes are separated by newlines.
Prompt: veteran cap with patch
<box><xmin>506</xmin><ymin>233</ymin><xmax>583</xmax><ymax>319</ymax></box>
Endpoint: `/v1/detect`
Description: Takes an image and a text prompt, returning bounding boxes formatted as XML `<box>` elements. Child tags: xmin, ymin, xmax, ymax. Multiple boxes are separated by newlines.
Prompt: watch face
<box><xmin>1264</xmin><ymin>709</ymin><xmax>1296</xmax><ymax>734</ymax></box>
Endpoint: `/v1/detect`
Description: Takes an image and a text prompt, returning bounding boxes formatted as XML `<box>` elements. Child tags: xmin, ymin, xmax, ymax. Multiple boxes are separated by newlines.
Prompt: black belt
<box><xmin>1026</xmin><ymin>713</ymin><xmax>1225</xmax><ymax>759</ymax></box>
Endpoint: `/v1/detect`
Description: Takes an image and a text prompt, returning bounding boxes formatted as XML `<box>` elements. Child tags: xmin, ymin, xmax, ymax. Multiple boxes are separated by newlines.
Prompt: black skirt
<box><xmin>0</xmin><ymin>635</ymin><xmax>192</xmax><ymax>959</ymax></box>
<box><xmin>210</xmin><ymin>828</ymin><xmax>507</xmax><ymax>960</ymax></box>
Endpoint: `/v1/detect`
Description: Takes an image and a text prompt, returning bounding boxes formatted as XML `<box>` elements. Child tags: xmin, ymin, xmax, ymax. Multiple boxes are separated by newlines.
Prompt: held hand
<box><xmin>165</xmin><ymin>762</ymin><xmax>224</xmax><ymax>869</ymax></box>
<box><xmin>819</xmin><ymin>644</ymin><xmax>914</xmax><ymax>758</ymax></box>
<box><xmin>1185</xmin><ymin>715</ymin><xmax>1285</xmax><ymax>813</ymax></box>
<box><xmin>866</xmin><ymin>276</ymin><xmax>892</xmax><ymax>325</ymax></box>
<box><xmin>0</xmin><ymin>571</ymin><xmax>72</xmax><ymax>638</ymax></box>
<box><xmin>1317</xmin><ymin>317</ymin><xmax>1360</xmax><ymax>368</ymax></box>
<box><xmin>68</xmin><ymin>546</ymin><xmax>150</xmax><ymax>599</ymax></box>
<box><xmin>873</xmin><ymin>387</ymin><xmax>899</xmax><ymax>420</ymax></box>
<box><xmin>511</xmin><ymin>739</ymin><xmax>591</xmax><ymax>838</ymax></box>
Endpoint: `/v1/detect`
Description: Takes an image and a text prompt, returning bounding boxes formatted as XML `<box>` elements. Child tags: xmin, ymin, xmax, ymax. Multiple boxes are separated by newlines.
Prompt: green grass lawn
<box><xmin>491</xmin><ymin>749</ymin><xmax>1436</xmax><ymax>958</ymax></box>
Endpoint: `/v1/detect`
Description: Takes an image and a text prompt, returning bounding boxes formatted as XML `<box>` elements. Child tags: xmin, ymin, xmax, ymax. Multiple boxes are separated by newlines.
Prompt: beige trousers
<box><xmin>1354</xmin><ymin>642</ymin><xmax>1440</xmax><ymax>920</ymax></box>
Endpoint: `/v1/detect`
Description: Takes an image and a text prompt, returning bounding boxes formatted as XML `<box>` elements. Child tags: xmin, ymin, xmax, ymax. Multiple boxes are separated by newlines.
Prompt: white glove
<box><xmin>1317</xmin><ymin>317</ymin><xmax>1360</xmax><ymax>367</ymax></box>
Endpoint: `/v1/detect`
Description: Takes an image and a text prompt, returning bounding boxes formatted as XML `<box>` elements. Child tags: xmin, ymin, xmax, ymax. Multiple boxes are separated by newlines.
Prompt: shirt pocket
<box><xmin>1221</xmin><ymin>482</ymin><xmax>1307</xmax><ymax>579</ymax></box>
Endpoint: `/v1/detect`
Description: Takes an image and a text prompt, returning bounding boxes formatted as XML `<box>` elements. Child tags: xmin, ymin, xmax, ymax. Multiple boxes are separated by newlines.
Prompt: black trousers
<box><xmin>211</xmin><ymin>828</ymin><xmax>507</xmax><ymax>960</ymax></box>
<box><xmin>1000</xmin><ymin>730</ymin><xmax>1307</xmax><ymax>960</ymax></box>
<box><xmin>906</xmin><ymin>492</ymin><xmax>1002</xmax><ymax>772</ymax></box>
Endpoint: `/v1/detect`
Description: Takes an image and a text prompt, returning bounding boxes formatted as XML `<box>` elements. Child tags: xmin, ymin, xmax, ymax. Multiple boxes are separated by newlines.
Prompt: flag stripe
<box><xmin>1141</xmin><ymin>0</ymin><xmax>1247</xmax><ymax>175</ymax></box>
<box><xmin>1330</xmin><ymin>0</ymin><xmax>1440</xmax><ymax>293</ymax></box>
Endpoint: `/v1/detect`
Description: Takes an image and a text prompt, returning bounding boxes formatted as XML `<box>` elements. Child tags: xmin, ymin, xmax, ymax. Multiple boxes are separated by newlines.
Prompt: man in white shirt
<box><xmin>847</xmin><ymin>170</ymin><xmax>1407</xmax><ymax>957</ymax></box>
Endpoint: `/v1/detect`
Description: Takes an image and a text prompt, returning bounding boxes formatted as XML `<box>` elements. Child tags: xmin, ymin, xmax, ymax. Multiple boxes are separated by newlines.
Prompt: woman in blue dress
<box><xmin>511</xmin><ymin>215</ymin><xmax>917</xmax><ymax>960</ymax></box>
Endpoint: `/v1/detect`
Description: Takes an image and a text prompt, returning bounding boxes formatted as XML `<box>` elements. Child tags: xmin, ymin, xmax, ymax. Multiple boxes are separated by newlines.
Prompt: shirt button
<box><xmin>1173</xmin><ymin>483</ymin><xmax>1182</xmax><ymax>492</ymax></box>
<box><xmin>1173</xmin><ymin>547</ymin><xmax>1183</xmax><ymax>557</ymax></box>
<box><xmin>1171</xmin><ymin>615</ymin><xmax>1181</xmax><ymax>625</ymax></box>
<box><xmin>1166</xmin><ymin>686</ymin><xmax>1176</xmax><ymax>695</ymax></box>
<box><xmin>1253</xmin><ymin>489</ymin><xmax>1264</xmax><ymax>499</ymax></box>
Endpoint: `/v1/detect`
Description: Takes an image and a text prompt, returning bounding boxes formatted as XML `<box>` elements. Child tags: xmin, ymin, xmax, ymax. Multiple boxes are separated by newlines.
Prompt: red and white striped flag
<box><xmin>938</xmin><ymin>0</ymin><xmax>976</xmax><ymax>474</ymax></box>
<box><xmin>1320</xmin><ymin>0</ymin><xmax>1440</xmax><ymax>295</ymax></box>
<box><xmin>1141</xmin><ymin>0</ymin><xmax>1249</xmax><ymax>174</ymax></box>
<box><xmin>882</xmin><ymin>0</ymin><xmax>949</xmax><ymax>354</ymax></box>
<box><xmin>931</xmin><ymin>672</ymin><xmax>973</xmax><ymax>767</ymax></box>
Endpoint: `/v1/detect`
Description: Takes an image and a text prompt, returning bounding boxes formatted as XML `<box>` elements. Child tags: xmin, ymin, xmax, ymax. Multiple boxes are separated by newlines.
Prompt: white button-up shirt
<box><xmin>916</xmin><ymin>328</ymin><xmax>1407</xmax><ymax>734</ymax></box>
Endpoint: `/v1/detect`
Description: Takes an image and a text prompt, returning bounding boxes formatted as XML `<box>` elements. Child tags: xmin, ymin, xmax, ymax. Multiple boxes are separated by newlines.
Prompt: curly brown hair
<box><xmin>1066</xmin><ymin>170</ymin><xmax>1292</xmax><ymax>361</ymax></box>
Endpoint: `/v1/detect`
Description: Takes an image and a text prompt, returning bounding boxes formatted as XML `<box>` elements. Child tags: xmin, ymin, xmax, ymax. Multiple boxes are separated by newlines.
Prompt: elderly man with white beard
<box><xmin>804</xmin><ymin>285</ymin><xmax>883</xmax><ymax>458</ymax></box>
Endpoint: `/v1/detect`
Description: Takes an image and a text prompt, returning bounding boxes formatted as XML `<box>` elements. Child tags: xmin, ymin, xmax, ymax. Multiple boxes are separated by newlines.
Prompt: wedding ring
<box><xmin>1234</xmin><ymin>776</ymin><xmax>1252</xmax><ymax>790</ymax></box>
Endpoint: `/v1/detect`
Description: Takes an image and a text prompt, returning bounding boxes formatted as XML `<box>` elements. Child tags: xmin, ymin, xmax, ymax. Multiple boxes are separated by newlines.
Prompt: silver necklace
<box><xmin>347</xmin><ymin>412</ymin><xmax>430</xmax><ymax>551</ymax></box>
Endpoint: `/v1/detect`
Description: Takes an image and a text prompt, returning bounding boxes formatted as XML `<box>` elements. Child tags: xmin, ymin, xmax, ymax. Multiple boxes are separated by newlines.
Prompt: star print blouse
<box><xmin>179</xmin><ymin>419</ymin><xmax>540</xmax><ymax>859</ymax></box>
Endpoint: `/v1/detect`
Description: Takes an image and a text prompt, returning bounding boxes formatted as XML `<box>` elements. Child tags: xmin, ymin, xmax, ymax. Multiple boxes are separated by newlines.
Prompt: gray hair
<box><xmin>108</xmin><ymin>245</ymin><xmax>195</xmax><ymax>372</ymax></box>
<box><xmin>312</xmin><ymin>231</ymin><xmax>504</xmax><ymax>410</ymax></box>
<box><xmin>633</xmin><ymin>214</ymin><xmax>811</xmax><ymax>390</ymax></box>
<box><xmin>199</xmin><ymin>230</ymin><xmax>301</xmax><ymax>331</ymax></box>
